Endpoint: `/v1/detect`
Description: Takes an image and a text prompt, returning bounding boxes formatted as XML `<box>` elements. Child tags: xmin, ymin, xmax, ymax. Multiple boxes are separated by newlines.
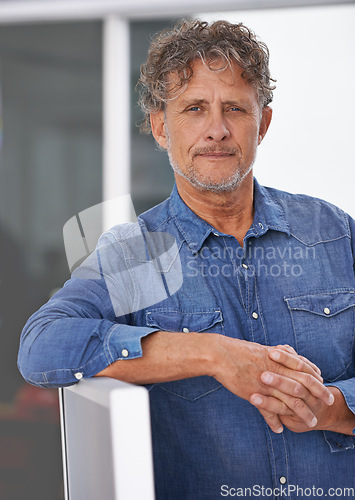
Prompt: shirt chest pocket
<box><xmin>146</xmin><ymin>308</ymin><xmax>224</xmax><ymax>401</ymax></box>
<box><xmin>285</xmin><ymin>291</ymin><xmax>355</xmax><ymax>382</ymax></box>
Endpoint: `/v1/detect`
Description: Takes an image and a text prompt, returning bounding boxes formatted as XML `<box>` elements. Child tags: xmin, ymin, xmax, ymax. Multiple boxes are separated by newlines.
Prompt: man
<box><xmin>18</xmin><ymin>20</ymin><xmax>355</xmax><ymax>499</ymax></box>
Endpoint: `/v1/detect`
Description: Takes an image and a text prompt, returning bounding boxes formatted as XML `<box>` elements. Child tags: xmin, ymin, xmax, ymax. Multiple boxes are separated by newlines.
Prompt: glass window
<box><xmin>0</xmin><ymin>21</ymin><xmax>102</xmax><ymax>499</ymax></box>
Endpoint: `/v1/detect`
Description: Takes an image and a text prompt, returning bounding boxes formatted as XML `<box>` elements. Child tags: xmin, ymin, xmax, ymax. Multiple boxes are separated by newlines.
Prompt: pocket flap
<box><xmin>285</xmin><ymin>291</ymin><xmax>355</xmax><ymax>317</ymax></box>
<box><xmin>146</xmin><ymin>309</ymin><xmax>223</xmax><ymax>332</ymax></box>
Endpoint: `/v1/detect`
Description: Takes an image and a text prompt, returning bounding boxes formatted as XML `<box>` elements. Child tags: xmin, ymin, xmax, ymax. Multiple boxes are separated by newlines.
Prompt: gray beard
<box><xmin>167</xmin><ymin>148</ymin><xmax>254</xmax><ymax>194</ymax></box>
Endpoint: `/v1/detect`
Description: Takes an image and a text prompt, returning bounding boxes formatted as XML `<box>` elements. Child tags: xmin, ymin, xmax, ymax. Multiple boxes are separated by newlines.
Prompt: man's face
<box><xmin>150</xmin><ymin>58</ymin><xmax>272</xmax><ymax>194</ymax></box>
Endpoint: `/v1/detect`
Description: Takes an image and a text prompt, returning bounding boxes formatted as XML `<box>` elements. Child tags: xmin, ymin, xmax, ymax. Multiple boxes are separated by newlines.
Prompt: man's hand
<box><xmin>249</xmin><ymin>346</ymin><xmax>355</xmax><ymax>435</ymax></box>
<box><xmin>209</xmin><ymin>338</ymin><xmax>333</xmax><ymax>434</ymax></box>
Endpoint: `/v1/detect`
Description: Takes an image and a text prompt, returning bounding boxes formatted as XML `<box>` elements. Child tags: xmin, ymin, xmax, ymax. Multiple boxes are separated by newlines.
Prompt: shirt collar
<box><xmin>169</xmin><ymin>184</ymin><xmax>214</xmax><ymax>254</ymax></box>
<box><xmin>248</xmin><ymin>178</ymin><xmax>290</xmax><ymax>240</ymax></box>
<box><xmin>169</xmin><ymin>179</ymin><xmax>290</xmax><ymax>254</ymax></box>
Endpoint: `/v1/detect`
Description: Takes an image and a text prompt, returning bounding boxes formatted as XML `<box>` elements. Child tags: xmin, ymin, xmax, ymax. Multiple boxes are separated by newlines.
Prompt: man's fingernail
<box><xmin>275</xmin><ymin>426</ymin><xmax>283</xmax><ymax>434</ymax></box>
<box><xmin>310</xmin><ymin>417</ymin><xmax>317</xmax><ymax>427</ymax></box>
<box><xmin>270</xmin><ymin>351</ymin><xmax>280</xmax><ymax>361</ymax></box>
<box><xmin>251</xmin><ymin>396</ymin><xmax>263</xmax><ymax>405</ymax></box>
<box><xmin>262</xmin><ymin>373</ymin><xmax>274</xmax><ymax>384</ymax></box>
<box><xmin>328</xmin><ymin>393</ymin><xmax>335</xmax><ymax>405</ymax></box>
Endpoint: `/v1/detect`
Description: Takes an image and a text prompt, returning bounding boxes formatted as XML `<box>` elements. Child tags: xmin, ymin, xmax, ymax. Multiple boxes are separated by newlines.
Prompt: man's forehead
<box><xmin>164</xmin><ymin>58</ymin><xmax>257</xmax><ymax>104</ymax></box>
<box><xmin>166</xmin><ymin>57</ymin><xmax>243</xmax><ymax>85</ymax></box>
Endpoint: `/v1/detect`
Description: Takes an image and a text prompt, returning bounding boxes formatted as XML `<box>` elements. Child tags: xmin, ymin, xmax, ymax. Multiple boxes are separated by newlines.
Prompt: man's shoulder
<box><xmin>263</xmin><ymin>183</ymin><xmax>348</xmax><ymax>216</ymax></box>
<box><xmin>262</xmin><ymin>183</ymin><xmax>351</xmax><ymax>242</ymax></box>
<box><xmin>264</xmin><ymin>184</ymin><xmax>340</xmax><ymax>208</ymax></box>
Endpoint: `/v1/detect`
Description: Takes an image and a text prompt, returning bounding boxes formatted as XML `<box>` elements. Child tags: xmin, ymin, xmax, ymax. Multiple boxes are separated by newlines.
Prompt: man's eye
<box><xmin>229</xmin><ymin>107</ymin><xmax>242</xmax><ymax>112</ymax></box>
<box><xmin>188</xmin><ymin>106</ymin><xmax>201</xmax><ymax>112</ymax></box>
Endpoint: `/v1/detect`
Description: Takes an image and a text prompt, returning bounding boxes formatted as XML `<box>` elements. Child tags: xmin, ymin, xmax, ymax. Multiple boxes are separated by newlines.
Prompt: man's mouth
<box><xmin>194</xmin><ymin>149</ymin><xmax>236</xmax><ymax>159</ymax></box>
<box><xmin>200</xmin><ymin>152</ymin><xmax>233</xmax><ymax>157</ymax></box>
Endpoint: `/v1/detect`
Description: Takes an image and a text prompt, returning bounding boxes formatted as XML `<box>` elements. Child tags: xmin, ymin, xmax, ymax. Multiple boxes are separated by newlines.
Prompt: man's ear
<box><xmin>150</xmin><ymin>110</ymin><xmax>168</xmax><ymax>150</ymax></box>
<box><xmin>258</xmin><ymin>106</ymin><xmax>273</xmax><ymax>145</ymax></box>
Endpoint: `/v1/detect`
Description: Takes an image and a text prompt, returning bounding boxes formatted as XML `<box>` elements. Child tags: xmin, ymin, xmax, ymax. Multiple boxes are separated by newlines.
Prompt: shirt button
<box><xmin>74</xmin><ymin>372</ymin><xmax>83</xmax><ymax>380</ymax></box>
<box><xmin>182</xmin><ymin>327</ymin><xmax>190</xmax><ymax>333</ymax></box>
<box><xmin>242</xmin><ymin>263</ymin><xmax>248</xmax><ymax>269</ymax></box>
<box><xmin>121</xmin><ymin>349</ymin><xmax>129</xmax><ymax>358</ymax></box>
<box><xmin>323</xmin><ymin>307</ymin><xmax>330</xmax><ymax>315</ymax></box>
<box><xmin>279</xmin><ymin>476</ymin><xmax>287</xmax><ymax>485</ymax></box>
<box><xmin>252</xmin><ymin>312</ymin><xmax>259</xmax><ymax>320</ymax></box>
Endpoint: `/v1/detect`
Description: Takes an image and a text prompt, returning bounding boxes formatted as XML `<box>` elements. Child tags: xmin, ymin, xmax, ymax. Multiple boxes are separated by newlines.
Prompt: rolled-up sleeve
<box><xmin>17</xmin><ymin>275</ymin><xmax>159</xmax><ymax>387</ymax></box>
<box><xmin>327</xmin><ymin>379</ymin><xmax>355</xmax><ymax>417</ymax></box>
<box><xmin>323</xmin><ymin>379</ymin><xmax>355</xmax><ymax>451</ymax></box>
<box><xmin>18</xmin><ymin>314</ymin><xmax>158</xmax><ymax>388</ymax></box>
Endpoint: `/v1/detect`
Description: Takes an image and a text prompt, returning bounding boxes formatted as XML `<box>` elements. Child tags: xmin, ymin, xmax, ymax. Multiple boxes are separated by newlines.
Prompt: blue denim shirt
<box><xmin>18</xmin><ymin>179</ymin><xmax>355</xmax><ymax>499</ymax></box>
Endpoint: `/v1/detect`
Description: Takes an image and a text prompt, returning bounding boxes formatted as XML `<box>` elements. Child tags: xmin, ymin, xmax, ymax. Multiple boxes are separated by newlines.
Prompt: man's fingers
<box><xmin>269</xmin><ymin>348</ymin><xmax>322</xmax><ymax>382</ymax></box>
<box><xmin>275</xmin><ymin>344</ymin><xmax>296</xmax><ymax>355</ymax></box>
<box><xmin>253</xmin><ymin>386</ymin><xmax>318</xmax><ymax>429</ymax></box>
<box><xmin>250</xmin><ymin>395</ymin><xmax>287</xmax><ymax>434</ymax></box>
<box><xmin>261</xmin><ymin>371</ymin><xmax>334</xmax><ymax>407</ymax></box>
<box><xmin>259</xmin><ymin>410</ymin><xmax>284</xmax><ymax>434</ymax></box>
<box><xmin>270</xmin><ymin>346</ymin><xmax>321</xmax><ymax>377</ymax></box>
<box><xmin>298</xmin><ymin>355</ymin><xmax>322</xmax><ymax>377</ymax></box>
<box><xmin>250</xmin><ymin>393</ymin><xmax>293</xmax><ymax>416</ymax></box>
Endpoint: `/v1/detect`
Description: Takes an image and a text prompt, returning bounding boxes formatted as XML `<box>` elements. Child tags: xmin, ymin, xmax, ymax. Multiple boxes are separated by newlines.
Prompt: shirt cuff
<box><xmin>103</xmin><ymin>324</ymin><xmax>159</xmax><ymax>364</ymax></box>
<box><xmin>325</xmin><ymin>378</ymin><xmax>355</xmax><ymax>417</ymax></box>
<box><xmin>72</xmin><ymin>325</ymin><xmax>159</xmax><ymax>384</ymax></box>
<box><xmin>322</xmin><ymin>379</ymin><xmax>355</xmax><ymax>452</ymax></box>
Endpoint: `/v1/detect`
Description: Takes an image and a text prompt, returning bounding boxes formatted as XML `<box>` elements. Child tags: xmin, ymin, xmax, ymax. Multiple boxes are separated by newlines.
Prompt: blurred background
<box><xmin>0</xmin><ymin>0</ymin><xmax>354</xmax><ymax>498</ymax></box>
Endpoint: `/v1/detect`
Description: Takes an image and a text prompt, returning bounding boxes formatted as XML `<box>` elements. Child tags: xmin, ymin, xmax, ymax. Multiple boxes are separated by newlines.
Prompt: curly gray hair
<box><xmin>138</xmin><ymin>19</ymin><xmax>276</xmax><ymax>133</ymax></box>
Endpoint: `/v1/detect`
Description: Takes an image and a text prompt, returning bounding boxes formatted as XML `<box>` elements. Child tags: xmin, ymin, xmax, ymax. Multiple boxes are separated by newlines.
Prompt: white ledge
<box><xmin>0</xmin><ymin>0</ymin><xmax>352</xmax><ymax>24</ymax></box>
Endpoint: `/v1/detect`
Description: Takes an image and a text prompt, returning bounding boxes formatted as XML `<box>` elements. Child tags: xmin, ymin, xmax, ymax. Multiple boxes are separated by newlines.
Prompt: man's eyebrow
<box><xmin>179</xmin><ymin>98</ymin><xmax>208</xmax><ymax>107</ymax></box>
<box><xmin>178</xmin><ymin>97</ymin><xmax>253</xmax><ymax>108</ymax></box>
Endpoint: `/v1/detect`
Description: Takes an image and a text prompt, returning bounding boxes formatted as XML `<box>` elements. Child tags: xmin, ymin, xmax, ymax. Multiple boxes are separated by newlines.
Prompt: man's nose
<box><xmin>204</xmin><ymin>110</ymin><xmax>231</xmax><ymax>142</ymax></box>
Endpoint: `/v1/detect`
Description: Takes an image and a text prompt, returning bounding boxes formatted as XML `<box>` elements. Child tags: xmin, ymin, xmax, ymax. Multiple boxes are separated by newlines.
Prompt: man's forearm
<box><xmin>95</xmin><ymin>331</ymin><xmax>333</xmax><ymax>434</ymax></box>
<box><xmin>95</xmin><ymin>330</ymin><xmax>214</xmax><ymax>383</ymax></box>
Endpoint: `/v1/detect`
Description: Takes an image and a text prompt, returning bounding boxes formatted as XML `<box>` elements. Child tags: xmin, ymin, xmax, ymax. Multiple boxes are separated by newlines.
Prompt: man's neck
<box><xmin>175</xmin><ymin>172</ymin><xmax>254</xmax><ymax>246</ymax></box>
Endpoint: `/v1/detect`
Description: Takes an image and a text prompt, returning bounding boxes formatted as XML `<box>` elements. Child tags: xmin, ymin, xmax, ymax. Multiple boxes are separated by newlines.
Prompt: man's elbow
<box><xmin>17</xmin><ymin>324</ymin><xmax>75</xmax><ymax>389</ymax></box>
<box><xmin>17</xmin><ymin>340</ymin><xmax>50</xmax><ymax>388</ymax></box>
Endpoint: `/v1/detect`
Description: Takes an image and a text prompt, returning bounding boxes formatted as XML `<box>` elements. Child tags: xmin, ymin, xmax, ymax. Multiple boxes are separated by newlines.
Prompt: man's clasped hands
<box><xmin>212</xmin><ymin>338</ymin><xmax>336</xmax><ymax>435</ymax></box>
